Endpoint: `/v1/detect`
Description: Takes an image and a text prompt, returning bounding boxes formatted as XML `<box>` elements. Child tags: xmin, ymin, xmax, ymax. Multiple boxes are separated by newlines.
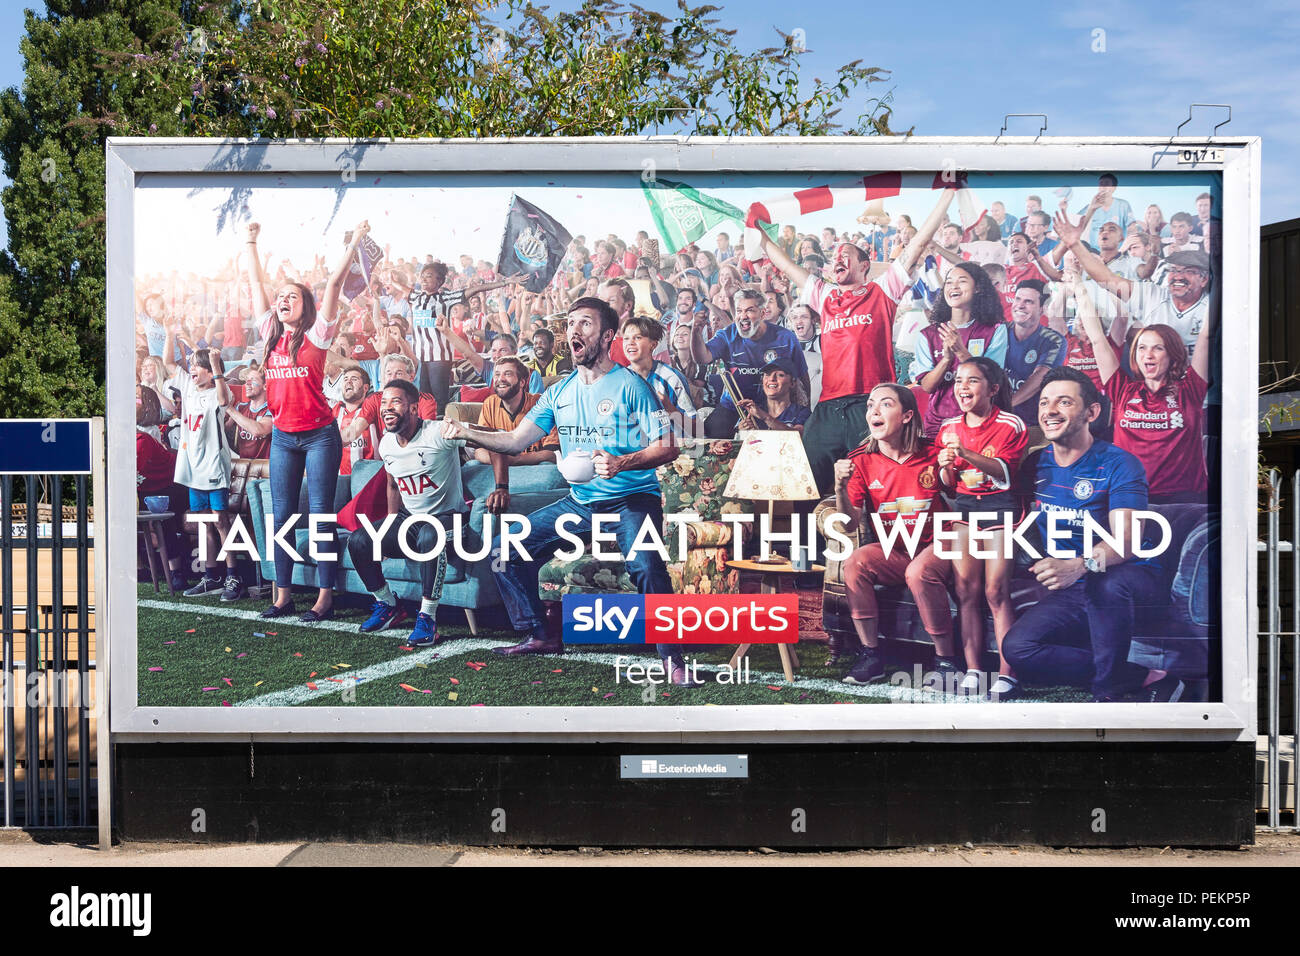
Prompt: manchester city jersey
<box><xmin>527</xmin><ymin>365</ymin><xmax>670</xmax><ymax>503</ymax></box>
<box><xmin>1022</xmin><ymin>440</ymin><xmax>1156</xmax><ymax>566</ymax></box>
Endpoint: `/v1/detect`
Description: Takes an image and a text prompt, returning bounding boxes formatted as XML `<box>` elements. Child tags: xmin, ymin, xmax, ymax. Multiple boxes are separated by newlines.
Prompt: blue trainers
<box><xmin>360</xmin><ymin>601</ymin><xmax>408</xmax><ymax>634</ymax></box>
<box><xmin>406</xmin><ymin>612</ymin><xmax>441</xmax><ymax>648</ymax></box>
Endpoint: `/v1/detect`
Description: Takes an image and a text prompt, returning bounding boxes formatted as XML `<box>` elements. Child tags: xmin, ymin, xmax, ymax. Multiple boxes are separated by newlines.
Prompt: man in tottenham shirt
<box><xmin>175</xmin><ymin>348</ymin><xmax>245</xmax><ymax>601</ymax></box>
<box><xmin>761</xmin><ymin>187</ymin><xmax>956</xmax><ymax>494</ymax></box>
<box><xmin>345</xmin><ymin>379</ymin><xmax>468</xmax><ymax>647</ymax></box>
<box><xmin>385</xmin><ymin>261</ymin><xmax>516</xmax><ymax>413</ymax></box>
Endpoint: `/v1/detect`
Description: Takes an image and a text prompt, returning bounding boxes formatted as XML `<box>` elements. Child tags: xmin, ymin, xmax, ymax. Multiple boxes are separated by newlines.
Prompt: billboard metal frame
<box><xmin>105</xmin><ymin>136</ymin><xmax>1259</xmax><ymax>742</ymax></box>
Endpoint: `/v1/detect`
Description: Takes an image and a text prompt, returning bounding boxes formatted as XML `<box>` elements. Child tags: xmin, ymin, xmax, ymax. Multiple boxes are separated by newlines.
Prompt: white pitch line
<box><xmin>140</xmin><ymin>599</ymin><xmax>373</xmax><ymax>635</ymax></box>
<box><xmin>140</xmin><ymin>597</ymin><xmax>971</xmax><ymax>707</ymax></box>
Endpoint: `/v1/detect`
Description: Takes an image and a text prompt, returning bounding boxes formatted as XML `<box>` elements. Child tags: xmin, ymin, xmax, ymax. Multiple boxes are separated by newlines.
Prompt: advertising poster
<box><xmin>110</xmin><ymin>140</ymin><xmax>1248</xmax><ymax>734</ymax></box>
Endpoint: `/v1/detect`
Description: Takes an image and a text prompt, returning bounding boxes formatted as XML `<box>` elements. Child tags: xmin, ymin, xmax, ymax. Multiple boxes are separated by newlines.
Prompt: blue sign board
<box><xmin>0</xmin><ymin>420</ymin><xmax>93</xmax><ymax>474</ymax></box>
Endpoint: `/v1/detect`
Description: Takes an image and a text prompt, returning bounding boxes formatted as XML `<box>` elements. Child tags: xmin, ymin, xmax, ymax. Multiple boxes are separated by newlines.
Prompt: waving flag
<box><xmin>341</xmin><ymin>232</ymin><xmax>384</xmax><ymax>300</ymax></box>
<box><xmin>337</xmin><ymin>467</ymin><xmax>389</xmax><ymax>533</ymax></box>
<box><xmin>496</xmin><ymin>195</ymin><xmax>572</xmax><ymax>293</ymax></box>
<box><xmin>642</xmin><ymin>177</ymin><xmax>748</xmax><ymax>253</ymax></box>
<box><xmin>741</xmin><ymin>171</ymin><xmax>985</xmax><ymax>258</ymax></box>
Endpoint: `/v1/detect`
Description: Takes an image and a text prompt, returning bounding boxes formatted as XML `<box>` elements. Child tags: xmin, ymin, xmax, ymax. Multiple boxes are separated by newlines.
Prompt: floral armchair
<box><xmin>537</xmin><ymin>438</ymin><xmax>754</xmax><ymax>603</ymax></box>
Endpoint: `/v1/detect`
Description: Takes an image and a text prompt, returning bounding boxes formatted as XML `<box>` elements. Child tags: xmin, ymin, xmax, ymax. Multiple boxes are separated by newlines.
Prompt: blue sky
<box><xmin>2</xmin><ymin>0</ymin><xmax>1297</xmax><ymax>250</ymax></box>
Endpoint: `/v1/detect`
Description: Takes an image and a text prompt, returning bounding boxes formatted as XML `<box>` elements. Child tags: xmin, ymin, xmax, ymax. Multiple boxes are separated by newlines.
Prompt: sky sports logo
<box><xmin>562</xmin><ymin>594</ymin><xmax>797</xmax><ymax>645</ymax></box>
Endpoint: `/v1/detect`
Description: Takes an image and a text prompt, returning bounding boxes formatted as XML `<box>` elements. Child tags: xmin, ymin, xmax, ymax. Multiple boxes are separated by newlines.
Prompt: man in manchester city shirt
<box><xmin>440</xmin><ymin>297</ymin><xmax>689</xmax><ymax>679</ymax></box>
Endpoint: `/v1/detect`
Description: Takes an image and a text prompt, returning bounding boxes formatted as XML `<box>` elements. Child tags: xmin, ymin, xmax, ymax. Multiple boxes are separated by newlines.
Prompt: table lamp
<box><xmin>723</xmin><ymin>430</ymin><xmax>821</xmax><ymax>564</ymax></box>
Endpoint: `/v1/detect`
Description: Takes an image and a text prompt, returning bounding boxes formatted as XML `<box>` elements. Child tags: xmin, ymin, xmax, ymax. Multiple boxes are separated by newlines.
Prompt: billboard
<box><xmin>107</xmin><ymin>138</ymin><xmax>1258</xmax><ymax>738</ymax></box>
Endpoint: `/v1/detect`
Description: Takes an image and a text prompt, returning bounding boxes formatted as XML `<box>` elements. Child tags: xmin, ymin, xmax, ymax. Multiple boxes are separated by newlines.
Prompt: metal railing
<box><xmin>1261</xmin><ymin>469</ymin><xmax>1299</xmax><ymax>829</ymax></box>
<box><xmin>0</xmin><ymin>419</ymin><xmax>109</xmax><ymax>845</ymax></box>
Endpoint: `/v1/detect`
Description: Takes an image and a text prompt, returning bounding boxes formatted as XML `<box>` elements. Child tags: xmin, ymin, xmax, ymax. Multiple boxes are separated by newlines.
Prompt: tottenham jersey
<box><xmin>173</xmin><ymin>375</ymin><xmax>232</xmax><ymax>490</ymax></box>
<box><xmin>378</xmin><ymin>420</ymin><xmax>467</xmax><ymax>515</ymax></box>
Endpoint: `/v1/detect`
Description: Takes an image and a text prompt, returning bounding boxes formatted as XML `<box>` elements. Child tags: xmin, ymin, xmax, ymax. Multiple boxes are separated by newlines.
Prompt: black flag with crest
<box><xmin>495</xmin><ymin>194</ymin><xmax>572</xmax><ymax>293</ymax></box>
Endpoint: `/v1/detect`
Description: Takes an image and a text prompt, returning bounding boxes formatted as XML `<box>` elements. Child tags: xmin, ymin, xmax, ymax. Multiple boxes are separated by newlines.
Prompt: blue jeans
<box><xmin>270</xmin><ymin>423</ymin><xmax>342</xmax><ymax>589</ymax></box>
<box><xmin>1003</xmin><ymin>563</ymin><xmax>1164</xmax><ymax>699</ymax></box>
<box><xmin>492</xmin><ymin>492</ymin><xmax>682</xmax><ymax>661</ymax></box>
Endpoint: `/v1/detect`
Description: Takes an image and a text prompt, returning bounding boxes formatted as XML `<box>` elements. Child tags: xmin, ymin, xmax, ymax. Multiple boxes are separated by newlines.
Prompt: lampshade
<box><xmin>723</xmin><ymin>430</ymin><xmax>820</xmax><ymax>502</ymax></box>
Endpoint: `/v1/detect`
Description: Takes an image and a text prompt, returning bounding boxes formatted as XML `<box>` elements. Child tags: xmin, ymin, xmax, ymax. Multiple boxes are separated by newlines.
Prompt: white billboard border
<box><xmin>106</xmin><ymin>136</ymin><xmax>1259</xmax><ymax>742</ymax></box>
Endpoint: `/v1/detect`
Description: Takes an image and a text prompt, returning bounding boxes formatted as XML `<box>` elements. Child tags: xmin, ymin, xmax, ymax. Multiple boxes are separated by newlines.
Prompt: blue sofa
<box><xmin>246</xmin><ymin>455</ymin><xmax>570</xmax><ymax>633</ymax></box>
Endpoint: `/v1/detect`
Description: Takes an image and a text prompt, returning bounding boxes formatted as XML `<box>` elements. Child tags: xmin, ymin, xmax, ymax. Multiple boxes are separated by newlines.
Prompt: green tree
<box><xmin>0</xmin><ymin>0</ymin><xmax>903</xmax><ymax>417</ymax></box>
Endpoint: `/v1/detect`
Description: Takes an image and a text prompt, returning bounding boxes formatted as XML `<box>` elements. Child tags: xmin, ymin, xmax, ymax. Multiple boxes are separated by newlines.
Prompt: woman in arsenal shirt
<box><xmin>1075</xmin><ymin>286</ymin><xmax>1215</xmax><ymax>504</ymax></box>
<box><xmin>244</xmin><ymin>220</ymin><xmax>371</xmax><ymax>621</ymax></box>
<box><xmin>832</xmin><ymin>384</ymin><xmax>955</xmax><ymax>689</ymax></box>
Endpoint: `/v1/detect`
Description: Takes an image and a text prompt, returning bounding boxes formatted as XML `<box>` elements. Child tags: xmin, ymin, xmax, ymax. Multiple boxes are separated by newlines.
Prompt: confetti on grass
<box><xmin>766</xmin><ymin>685</ymin><xmax>783</xmax><ymax>691</ymax></box>
<box><xmin>202</xmin><ymin>687</ymin><xmax>217</xmax><ymax>692</ymax></box>
<box><xmin>399</xmin><ymin>683</ymin><xmax>418</xmax><ymax>693</ymax></box>
<box><xmin>163</xmin><ymin>641</ymin><xmax>176</xmax><ymax>646</ymax></box>
<box><xmin>253</xmin><ymin>632</ymin><xmax>267</xmax><ymax>638</ymax></box>
<box><xmin>449</xmin><ymin>677</ymin><xmax>459</xmax><ymax>685</ymax></box>
<box><xmin>236</xmin><ymin>652</ymin><xmax>247</xmax><ymax>659</ymax></box>
<box><xmin>222</xmin><ymin>701</ymin><xmax>230</xmax><ymax>707</ymax></box>
<box><xmin>185</xmin><ymin>629</ymin><xmax>195</xmax><ymax>633</ymax></box>
<box><xmin>222</xmin><ymin>678</ymin><xmax>233</xmax><ymax>687</ymax></box>
<box><xmin>148</xmin><ymin>667</ymin><xmax>163</xmax><ymax>672</ymax></box>
<box><xmin>602</xmin><ymin>693</ymin><xmax>615</xmax><ymax>699</ymax></box>
<box><xmin>447</xmin><ymin>692</ymin><xmax>458</xmax><ymax>701</ymax></box>
<box><xmin>306</xmin><ymin>682</ymin><xmax>318</xmax><ymax>691</ymax></box>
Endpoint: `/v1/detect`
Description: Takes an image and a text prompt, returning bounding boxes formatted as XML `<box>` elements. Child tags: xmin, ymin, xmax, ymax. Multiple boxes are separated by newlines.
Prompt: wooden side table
<box><xmin>725</xmin><ymin>558</ymin><xmax>824</xmax><ymax>682</ymax></box>
<box><xmin>138</xmin><ymin>511</ymin><xmax>176</xmax><ymax>595</ymax></box>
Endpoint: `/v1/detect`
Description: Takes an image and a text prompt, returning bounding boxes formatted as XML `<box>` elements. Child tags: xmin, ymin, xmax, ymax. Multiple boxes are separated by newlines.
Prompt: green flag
<box><xmin>641</xmin><ymin>176</ymin><xmax>747</xmax><ymax>252</ymax></box>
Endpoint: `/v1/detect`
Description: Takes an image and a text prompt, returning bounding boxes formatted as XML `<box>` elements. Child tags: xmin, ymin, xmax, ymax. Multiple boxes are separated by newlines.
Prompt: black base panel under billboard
<box><xmin>115</xmin><ymin>741</ymin><xmax>1255</xmax><ymax>847</ymax></box>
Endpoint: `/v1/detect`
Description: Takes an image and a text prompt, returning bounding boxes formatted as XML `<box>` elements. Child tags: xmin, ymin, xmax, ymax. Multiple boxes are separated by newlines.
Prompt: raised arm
<box><xmin>319</xmin><ymin>221</ymin><xmax>371</xmax><ymax>328</ymax></box>
<box><xmin>1054</xmin><ymin>211</ymin><xmax>1133</xmax><ymax>302</ymax></box>
<box><xmin>1191</xmin><ymin>293</ymin><xmax>1216</xmax><ymax>383</ymax></box>
<box><xmin>243</xmin><ymin>223</ymin><xmax>271</xmax><ymax>319</ymax></box>
<box><xmin>1032</xmin><ymin>246</ymin><xmax>1063</xmax><ymax>281</ymax></box>
<box><xmin>758</xmin><ymin>228</ymin><xmax>811</xmax><ymax>288</ymax></box>
<box><xmin>1071</xmin><ymin>276</ymin><xmax>1119</xmax><ymax>385</ymax></box>
<box><xmin>437</xmin><ymin>316</ymin><xmax>486</xmax><ymax>375</ymax></box>
<box><xmin>896</xmin><ymin>188</ymin><xmax>957</xmax><ymax>275</ymax></box>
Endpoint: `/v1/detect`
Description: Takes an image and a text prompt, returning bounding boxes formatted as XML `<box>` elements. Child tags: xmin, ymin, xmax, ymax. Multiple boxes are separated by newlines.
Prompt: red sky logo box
<box><xmin>562</xmin><ymin>594</ymin><xmax>798</xmax><ymax>645</ymax></box>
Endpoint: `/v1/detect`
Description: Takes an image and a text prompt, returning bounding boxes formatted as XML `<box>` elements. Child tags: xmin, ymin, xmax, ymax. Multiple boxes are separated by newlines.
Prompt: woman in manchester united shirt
<box><xmin>1073</xmin><ymin>274</ymin><xmax>1215</xmax><ymax>504</ymax></box>
<box><xmin>244</xmin><ymin>220</ymin><xmax>371</xmax><ymax>621</ymax></box>
<box><xmin>832</xmin><ymin>384</ymin><xmax>955</xmax><ymax>689</ymax></box>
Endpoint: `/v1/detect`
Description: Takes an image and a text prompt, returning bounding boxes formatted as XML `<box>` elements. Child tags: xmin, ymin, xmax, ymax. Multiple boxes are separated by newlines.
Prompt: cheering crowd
<box><xmin>135</xmin><ymin>172</ymin><xmax>1219</xmax><ymax>698</ymax></box>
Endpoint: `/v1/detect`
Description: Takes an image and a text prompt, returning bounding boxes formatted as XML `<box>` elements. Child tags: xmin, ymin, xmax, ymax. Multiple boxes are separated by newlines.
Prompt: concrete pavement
<box><xmin>1</xmin><ymin>829</ymin><xmax>1297</xmax><ymax>865</ymax></box>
